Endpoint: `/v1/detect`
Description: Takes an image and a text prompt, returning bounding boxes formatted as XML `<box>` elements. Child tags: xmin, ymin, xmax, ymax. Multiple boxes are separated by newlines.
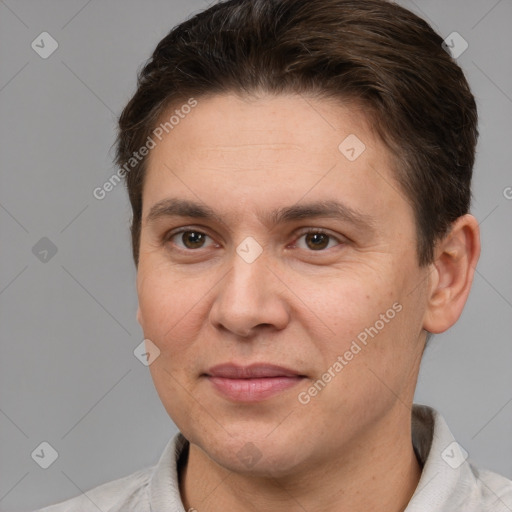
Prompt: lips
<box><xmin>204</xmin><ymin>363</ymin><xmax>306</xmax><ymax>402</ymax></box>
<box><xmin>206</xmin><ymin>363</ymin><xmax>303</xmax><ymax>379</ymax></box>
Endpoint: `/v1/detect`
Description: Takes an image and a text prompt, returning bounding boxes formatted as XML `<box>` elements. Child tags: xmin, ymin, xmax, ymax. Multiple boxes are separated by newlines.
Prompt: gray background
<box><xmin>0</xmin><ymin>0</ymin><xmax>511</xmax><ymax>510</ymax></box>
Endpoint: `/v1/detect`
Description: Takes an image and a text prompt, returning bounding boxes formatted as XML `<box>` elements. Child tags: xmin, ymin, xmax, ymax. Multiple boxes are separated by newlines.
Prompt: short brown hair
<box><xmin>115</xmin><ymin>0</ymin><xmax>478</xmax><ymax>267</ymax></box>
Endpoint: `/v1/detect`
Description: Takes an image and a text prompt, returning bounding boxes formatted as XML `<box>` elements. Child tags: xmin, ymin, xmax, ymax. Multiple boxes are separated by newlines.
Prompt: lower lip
<box><xmin>207</xmin><ymin>376</ymin><xmax>304</xmax><ymax>402</ymax></box>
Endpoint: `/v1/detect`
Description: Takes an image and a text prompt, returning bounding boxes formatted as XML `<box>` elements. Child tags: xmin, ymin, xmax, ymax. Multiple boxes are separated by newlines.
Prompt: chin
<box><xmin>193</xmin><ymin>428</ymin><xmax>311</xmax><ymax>478</ymax></box>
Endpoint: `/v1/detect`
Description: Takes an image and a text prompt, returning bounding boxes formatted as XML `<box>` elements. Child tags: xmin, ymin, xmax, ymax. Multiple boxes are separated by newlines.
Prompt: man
<box><xmin>39</xmin><ymin>0</ymin><xmax>512</xmax><ymax>510</ymax></box>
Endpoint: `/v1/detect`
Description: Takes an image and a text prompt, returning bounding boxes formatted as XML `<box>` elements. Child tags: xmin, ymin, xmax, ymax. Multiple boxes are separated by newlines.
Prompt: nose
<box><xmin>208</xmin><ymin>248</ymin><xmax>291</xmax><ymax>338</ymax></box>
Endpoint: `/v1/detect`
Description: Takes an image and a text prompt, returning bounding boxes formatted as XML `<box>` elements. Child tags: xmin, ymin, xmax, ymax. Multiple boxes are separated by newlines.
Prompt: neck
<box><xmin>179</xmin><ymin>407</ymin><xmax>422</xmax><ymax>512</ymax></box>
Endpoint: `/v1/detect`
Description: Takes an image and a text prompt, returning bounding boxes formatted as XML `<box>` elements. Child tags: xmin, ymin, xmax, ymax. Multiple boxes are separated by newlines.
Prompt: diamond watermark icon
<box><xmin>338</xmin><ymin>134</ymin><xmax>366</xmax><ymax>162</ymax></box>
<box><xmin>442</xmin><ymin>32</ymin><xmax>468</xmax><ymax>59</ymax></box>
<box><xmin>32</xmin><ymin>237</ymin><xmax>58</xmax><ymax>263</ymax></box>
<box><xmin>441</xmin><ymin>441</ymin><xmax>469</xmax><ymax>469</ymax></box>
<box><xmin>237</xmin><ymin>442</ymin><xmax>262</xmax><ymax>468</ymax></box>
<box><xmin>236</xmin><ymin>236</ymin><xmax>263</xmax><ymax>264</ymax></box>
<box><xmin>31</xmin><ymin>32</ymin><xmax>59</xmax><ymax>59</ymax></box>
<box><xmin>134</xmin><ymin>338</ymin><xmax>161</xmax><ymax>366</ymax></box>
<box><xmin>31</xmin><ymin>441</ymin><xmax>59</xmax><ymax>469</ymax></box>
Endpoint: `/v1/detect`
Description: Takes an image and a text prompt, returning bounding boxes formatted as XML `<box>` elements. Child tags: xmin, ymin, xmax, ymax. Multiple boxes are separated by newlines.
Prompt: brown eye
<box><xmin>294</xmin><ymin>230</ymin><xmax>342</xmax><ymax>251</ymax></box>
<box><xmin>167</xmin><ymin>229</ymin><xmax>214</xmax><ymax>250</ymax></box>
<box><xmin>181</xmin><ymin>231</ymin><xmax>206</xmax><ymax>249</ymax></box>
<box><xmin>304</xmin><ymin>232</ymin><xmax>330</xmax><ymax>250</ymax></box>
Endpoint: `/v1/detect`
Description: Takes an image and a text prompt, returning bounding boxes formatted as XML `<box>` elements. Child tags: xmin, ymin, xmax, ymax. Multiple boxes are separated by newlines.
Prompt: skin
<box><xmin>135</xmin><ymin>93</ymin><xmax>480</xmax><ymax>512</ymax></box>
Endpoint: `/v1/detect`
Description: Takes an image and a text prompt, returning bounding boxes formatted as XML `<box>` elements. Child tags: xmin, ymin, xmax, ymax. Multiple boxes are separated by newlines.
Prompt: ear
<box><xmin>422</xmin><ymin>214</ymin><xmax>481</xmax><ymax>334</ymax></box>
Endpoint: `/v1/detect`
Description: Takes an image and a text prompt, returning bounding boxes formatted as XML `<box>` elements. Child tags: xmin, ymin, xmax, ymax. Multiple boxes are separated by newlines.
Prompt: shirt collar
<box><xmin>147</xmin><ymin>404</ymin><xmax>509</xmax><ymax>511</ymax></box>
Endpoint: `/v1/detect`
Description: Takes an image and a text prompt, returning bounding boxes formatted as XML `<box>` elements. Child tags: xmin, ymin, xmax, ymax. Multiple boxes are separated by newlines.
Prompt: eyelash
<box><xmin>163</xmin><ymin>227</ymin><xmax>345</xmax><ymax>253</ymax></box>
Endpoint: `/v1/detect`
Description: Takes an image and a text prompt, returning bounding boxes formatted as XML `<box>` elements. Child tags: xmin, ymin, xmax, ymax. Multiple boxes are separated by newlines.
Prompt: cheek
<box><xmin>313</xmin><ymin>283</ymin><xmax>419</xmax><ymax>406</ymax></box>
<box><xmin>305</xmin><ymin>274</ymin><xmax>410</xmax><ymax>390</ymax></box>
<box><xmin>309</xmin><ymin>273</ymin><xmax>395</xmax><ymax>348</ymax></box>
<box><xmin>137</xmin><ymin>269</ymin><xmax>211</xmax><ymax>355</ymax></box>
<box><xmin>139</xmin><ymin>271</ymin><xmax>210</xmax><ymax>426</ymax></box>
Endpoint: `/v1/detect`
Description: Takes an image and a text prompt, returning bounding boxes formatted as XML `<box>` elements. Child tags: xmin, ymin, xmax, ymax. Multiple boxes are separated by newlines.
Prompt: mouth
<box><xmin>203</xmin><ymin>363</ymin><xmax>307</xmax><ymax>402</ymax></box>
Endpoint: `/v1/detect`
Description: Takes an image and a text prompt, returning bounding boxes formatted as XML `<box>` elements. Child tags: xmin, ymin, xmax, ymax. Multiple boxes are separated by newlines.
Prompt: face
<box><xmin>136</xmin><ymin>93</ymin><xmax>429</xmax><ymax>477</ymax></box>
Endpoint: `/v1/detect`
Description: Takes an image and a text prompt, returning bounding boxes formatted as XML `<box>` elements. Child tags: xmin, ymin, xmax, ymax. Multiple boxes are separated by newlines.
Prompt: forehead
<box><xmin>152</xmin><ymin>93</ymin><xmax>375</xmax><ymax>154</ymax></box>
<box><xmin>142</xmin><ymin>93</ymin><xmax>406</xmax><ymax>225</ymax></box>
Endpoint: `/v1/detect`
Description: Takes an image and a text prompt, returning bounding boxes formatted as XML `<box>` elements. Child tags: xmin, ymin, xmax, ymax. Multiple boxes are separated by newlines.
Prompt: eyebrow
<box><xmin>145</xmin><ymin>197</ymin><xmax>376</xmax><ymax>233</ymax></box>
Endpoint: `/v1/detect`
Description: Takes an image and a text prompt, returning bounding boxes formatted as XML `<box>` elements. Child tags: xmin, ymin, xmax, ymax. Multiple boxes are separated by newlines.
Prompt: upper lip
<box><xmin>205</xmin><ymin>363</ymin><xmax>304</xmax><ymax>379</ymax></box>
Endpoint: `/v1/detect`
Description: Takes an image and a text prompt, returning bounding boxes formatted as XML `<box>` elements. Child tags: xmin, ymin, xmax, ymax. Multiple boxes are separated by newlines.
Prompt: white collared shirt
<box><xmin>37</xmin><ymin>404</ymin><xmax>512</xmax><ymax>511</ymax></box>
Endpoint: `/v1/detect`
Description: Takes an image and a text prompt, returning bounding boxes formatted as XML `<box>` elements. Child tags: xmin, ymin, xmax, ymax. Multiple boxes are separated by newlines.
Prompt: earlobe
<box><xmin>422</xmin><ymin>214</ymin><xmax>481</xmax><ymax>334</ymax></box>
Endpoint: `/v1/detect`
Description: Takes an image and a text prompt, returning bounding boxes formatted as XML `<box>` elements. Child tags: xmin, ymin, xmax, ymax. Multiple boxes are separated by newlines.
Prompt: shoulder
<box><xmin>409</xmin><ymin>404</ymin><xmax>512</xmax><ymax>512</ymax></box>
<box><xmin>36</xmin><ymin>466</ymin><xmax>153</xmax><ymax>512</ymax></box>
<box><xmin>471</xmin><ymin>464</ymin><xmax>512</xmax><ymax>511</ymax></box>
<box><xmin>35</xmin><ymin>433</ymin><xmax>187</xmax><ymax>512</ymax></box>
